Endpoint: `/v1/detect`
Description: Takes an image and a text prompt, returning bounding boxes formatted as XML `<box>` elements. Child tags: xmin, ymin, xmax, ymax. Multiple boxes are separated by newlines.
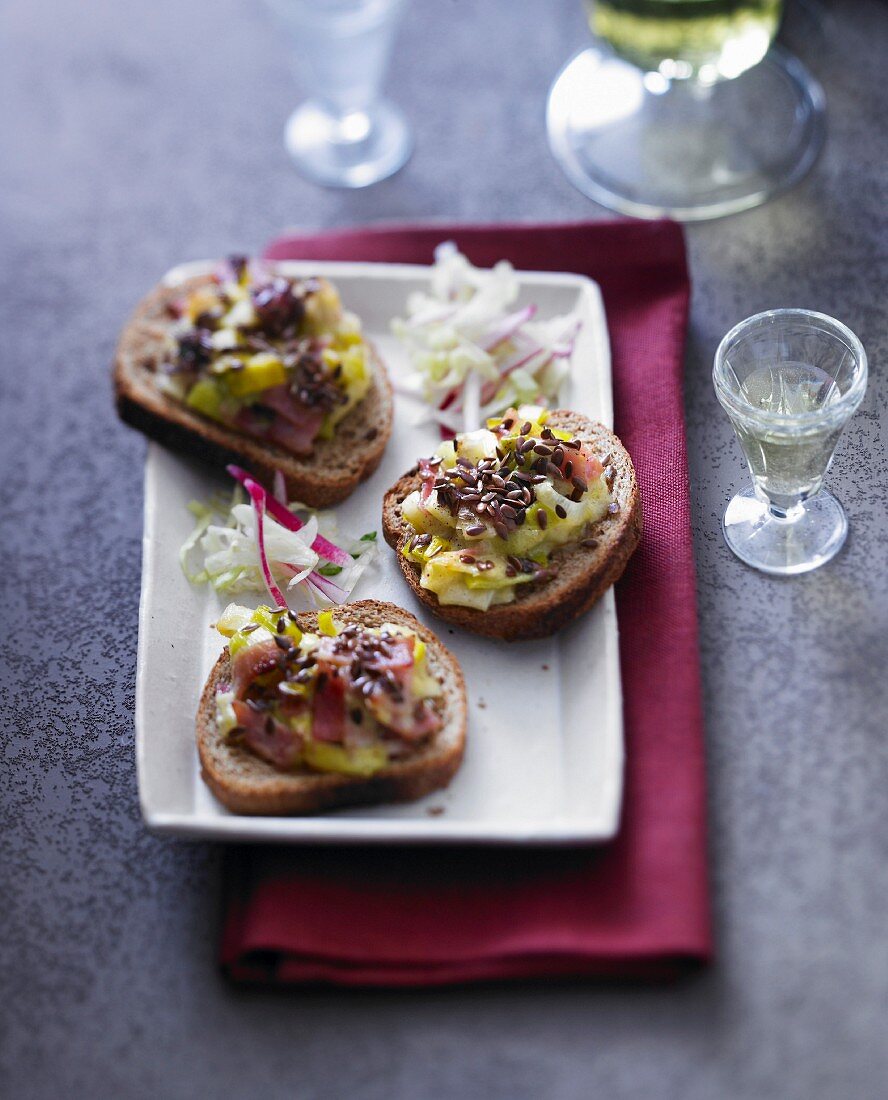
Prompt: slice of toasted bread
<box><xmin>114</xmin><ymin>271</ymin><xmax>393</xmax><ymax>508</ymax></box>
<box><xmin>382</xmin><ymin>411</ymin><xmax>642</xmax><ymax>641</ymax></box>
<box><xmin>196</xmin><ymin>600</ymin><xmax>467</xmax><ymax>816</ymax></box>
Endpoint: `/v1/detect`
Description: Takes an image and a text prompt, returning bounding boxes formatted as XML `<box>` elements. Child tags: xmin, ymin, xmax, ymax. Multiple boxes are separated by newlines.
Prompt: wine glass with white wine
<box><xmin>547</xmin><ymin>0</ymin><xmax>825</xmax><ymax>220</ymax></box>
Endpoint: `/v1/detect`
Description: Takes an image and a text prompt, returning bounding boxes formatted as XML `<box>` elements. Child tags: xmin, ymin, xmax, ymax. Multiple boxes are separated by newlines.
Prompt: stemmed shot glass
<box><xmin>547</xmin><ymin>1</ymin><xmax>825</xmax><ymax>220</ymax></box>
<box><xmin>266</xmin><ymin>0</ymin><xmax>412</xmax><ymax>188</ymax></box>
<box><xmin>713</xmin><ymin>310</ymin><xmax>867</xmax><ymax>575</ymax></box>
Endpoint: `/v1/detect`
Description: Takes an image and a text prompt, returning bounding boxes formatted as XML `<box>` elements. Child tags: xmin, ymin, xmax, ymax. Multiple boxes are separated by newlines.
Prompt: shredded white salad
<box><xmin>180</xmin><ymin>465</ymin><xmax>377</xmax><ymax>608</ymax></box>
<box><xmin>392</xmin><ymin>242</ymin><xmax>580</xmax><ymax>434</ymax></box>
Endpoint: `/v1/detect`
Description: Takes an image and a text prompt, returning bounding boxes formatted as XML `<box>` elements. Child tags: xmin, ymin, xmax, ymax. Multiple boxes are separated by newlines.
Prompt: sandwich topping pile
<box><xmin>399</xmin><ymin>404</ymin><xmax>617</xmax><ymax>610</ymax></box>
<box><xmin>157</xmin><ymin>257</ymin><xmax>372</xmax><ymax>456</ymax></box>
<box><xmin>213</xmin><ymin>604</ymin><xmax>444</xmax><ymax>777</ymax></box>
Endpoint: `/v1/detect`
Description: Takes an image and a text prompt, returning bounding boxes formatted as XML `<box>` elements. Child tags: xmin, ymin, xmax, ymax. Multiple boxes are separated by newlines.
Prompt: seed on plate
<box><xmin>555</xmin><ymin>504</ymin><xmax>567</xmax><ymax>519</ymax></box>
<box><xmin>581</xmin><ymin>537</ymin><xmax>599</xmax><ymax>548</ymax></box>
<box><xmin>533</xmin><ymin>443</ymin><xmax>552</xmax><ymax>456</ymax></box>
<box><xmin>520</xmin><ymin>421</ymin><xmax>532</xmax><ymax>435</ymax></box>
<box><xmin>493</xmin><ymin>520</ymin><xmax>509</xmax><ymax>539</ymax></box>
<box><xmin>241</xmin><ymin>622</ymin><xmax>259</xmax><ymax>633</ymax></box>
<box><xmin>571</xmin><ymin>476</ymin><xmax>587</xmax><ymax>493</ymax></box>
<box><xmin>465</xmin><ymin>523</ymin><xmax>486</xmax><ymax>536</ymax></box>
<box><xmin>505</xmin><ymin>565</ymin><xmax>517</xmax><ymax>577</ymax></box>
<box><xmin>538</xmin><ymin>510</ymin><xmax>548</xmax><ymax>530</ymax></box>
<box><xmin>274</xmin><ymin>635</ymin><xmax>292</xmax><ymax>651</ymax></box>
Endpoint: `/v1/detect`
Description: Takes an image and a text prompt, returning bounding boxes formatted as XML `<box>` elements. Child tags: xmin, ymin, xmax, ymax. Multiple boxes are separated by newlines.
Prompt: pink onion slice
<box><xmin>226</xmin><ymin>465</ymin><xmax>351</xmax><ymax>568</ymax></box>
<box><xmin>479</xmin><ymin>304</ymin><xmax>537</xmax><ymax>352</ymax></box>
<box><xmin>245</xmin><ymin>480</ymin><xmax>288</xmax><ymax>610</ymax></box>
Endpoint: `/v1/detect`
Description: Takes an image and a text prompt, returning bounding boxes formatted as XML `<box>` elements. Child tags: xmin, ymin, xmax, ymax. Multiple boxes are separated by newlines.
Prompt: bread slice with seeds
<box><xmin>382</xmin><ymin>411</ymin><xmax>641</xmax><ymax>641</ymax></box>
<box><xmin>197</xmin><ymin>601</ymin><xmax>467</xmax><ymax>816</ymax></box>
<box><xmin>114</xmin><ymin>271</ymin><xmax>393</xmax><ymax>508</ymax></box>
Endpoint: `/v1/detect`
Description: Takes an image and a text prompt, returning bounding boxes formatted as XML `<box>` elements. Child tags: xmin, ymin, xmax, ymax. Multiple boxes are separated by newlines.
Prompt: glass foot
<box><xmin>284</xmin><ymin>98</ymin><xmax>412</xmax><ymax>188</ymax></box>
<box><xmin>722</xmin><ymin>487</ymin><xmax>847</xmax><ymax>576</ymax></box>
<box><xmin>546</xmin><ymin>45</ymin><xmax>825</xmax><ymax>221</ymax></box>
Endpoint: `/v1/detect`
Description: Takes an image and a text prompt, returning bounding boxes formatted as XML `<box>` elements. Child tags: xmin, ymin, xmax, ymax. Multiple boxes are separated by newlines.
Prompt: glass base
<box><xmin>284</xmin><ymin>99</ymin><xmax>412</xmax><ymax>188</ymax></box>
<box><xmin>546</xmin><ymin>45</ymin><xmax>825</xmax><ymax>221</ymax></box>
<box><xmin>722</xmin><ymin>487</ymin><xmax>847</xmax><ymax>576</ymax></box>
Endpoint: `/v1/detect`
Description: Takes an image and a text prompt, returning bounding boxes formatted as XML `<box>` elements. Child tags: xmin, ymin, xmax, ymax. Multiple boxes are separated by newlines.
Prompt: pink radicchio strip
<box><xmin>227</xmin><ymin>465</ymin><xmax>351</xmax><ymax>568</ymax></box>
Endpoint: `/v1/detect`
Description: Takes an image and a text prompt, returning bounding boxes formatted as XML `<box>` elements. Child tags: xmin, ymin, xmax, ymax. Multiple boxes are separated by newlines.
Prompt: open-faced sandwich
<box><xmin>383</xmin><ymin>405</ymin><xmax>642</xmax><ymax>640</ymax></box>
<box><xmin>197</xmin><ymin>600</ymin><xmax>467</xmax><ymax>815</ymax></box>
<box><xmin>115</xmin><ymin>257</ymin><xmax>393</xmax><ymax>507</ymax></box>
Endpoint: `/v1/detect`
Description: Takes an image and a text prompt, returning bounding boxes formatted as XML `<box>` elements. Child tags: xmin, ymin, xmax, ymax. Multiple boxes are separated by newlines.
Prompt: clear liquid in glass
<box><xmin>728</xmin><ymin>363</ymin><xmax>844</xmax><ymax>514</ymax></box>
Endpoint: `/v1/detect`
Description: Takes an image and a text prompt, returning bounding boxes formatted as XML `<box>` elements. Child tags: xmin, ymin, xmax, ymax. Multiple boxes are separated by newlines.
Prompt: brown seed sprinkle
<box><xmin>581</xmin><ymin>537</ymin><xmax>600</xmax><ymax>548</ymax></box>
<box><xmin>564</xmin><ymin>460</ymin><xmax>573</xmax><ymax>480</ymax></box>
<box><xmin>465</xmin><ymin>523</ymin><xmax>486</xmax><ymax>536</ymax></box>
<box><xmin>571</xmin><ymin>487</ymin><xmax>584</xmax><ymax>503</ymax></box>
<box><xmin>546</xmin><ymin>462</ymin><xmax>562</xmax><ymax>481</ymax></box>
<box><xmin>553</xmin><ymin>446</ymin><xmax>564</xmax><ymax>465</ymax></box>
<box><xmin>500</xmin><ymin>504</ymin><xmax>517</xmax><ymax>521</ymax></box>
<box><xmin>273</xmin><ymin>634</ymin><xmax>293</xmax><ymax>651</ymax></box>
<box><xmin>516</xmin><ymin>510</ymin><xmax>527</xmax><ymax>526</ymax></box>
<box><xmin>241</xmin><ymin>622</ymin><xmax>259</xmax><ymax>633</ymax></box>
<box><xmin>538</xmin><ymin>510</ymin><xmax>548</xmax><ymax>530</ymax></box>
<box><xmin>493</xmin><ymin>520</ymin><xmax>509</xmax><ymax>539</ymax></box>
<box><xmin>541</xmin><ymin>427</ymin><xmax>555</xmax><ymax>440</ymax></box>
<box><xmin>571</xmin><ymin>476</ymin><xmax>587</xmax><ymax>493</ymax></box>
<box><xmin>520</xmin><ymin>421</ymin><xmax>532</xmax><ymax>435</ymax></box>
<box><xmin>533</xmin><ymin>443</ymin><xmax>552</xmax><ymax>456</ymax></box>
<box><xmin>277</xmin><ymin>617</ymin><xmax>288</xmax><ymax>633</ymax></box>
<box><xmin>507</xmin><ymin>555</ymin><xmax>523</xmax><ymax>572</ymax></box>
<box><xmin>555</xmin><ymin>504</ymin><xmax>567</xmax><ymax>519</ymax></box>
<box><xmin>459</xmin><ymin>553</ymin><xmax>477</xmax><ymax>564</ymax></box>
<box><xmin>505</xmin><ymin>565</ymin><xmax>517</xmax><ymax>577</ymax></box>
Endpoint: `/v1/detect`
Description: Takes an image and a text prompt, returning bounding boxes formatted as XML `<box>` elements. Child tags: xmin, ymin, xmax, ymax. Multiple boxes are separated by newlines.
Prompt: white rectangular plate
<box><xmin>136</xmin><ymin>259</ymin><xmax>622</xmax><ymax>843</ymax></box>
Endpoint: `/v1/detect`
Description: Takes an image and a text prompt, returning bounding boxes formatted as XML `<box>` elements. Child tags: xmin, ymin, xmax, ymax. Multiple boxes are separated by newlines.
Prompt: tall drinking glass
<box><xmin>713</xmin><ymin>310</ymin><xmax>867</xmax><ymax>575</ymax></box>
<box><xmin>547</xmin><ymin>1</ymin><xmax>825</xmax><ymax>220</ymax></box>
<box><xmin>267</xmin><ymin>0</ymin><xmax>412</xmax><ymax>188</ymax></box>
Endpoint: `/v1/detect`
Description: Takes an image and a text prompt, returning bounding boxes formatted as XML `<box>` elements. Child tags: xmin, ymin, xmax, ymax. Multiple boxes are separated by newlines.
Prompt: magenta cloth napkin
<box><xmin>220</xmin><ymin>219</ymin><xmax>710</xmax><ymax>986</ymax></box>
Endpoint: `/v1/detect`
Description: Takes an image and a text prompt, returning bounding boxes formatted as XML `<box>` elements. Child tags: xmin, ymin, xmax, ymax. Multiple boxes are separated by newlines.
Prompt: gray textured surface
<box><xmin>1</xmin><ymin>0</ymin><xmax>887</xmax><ymax>1097</ymax></box>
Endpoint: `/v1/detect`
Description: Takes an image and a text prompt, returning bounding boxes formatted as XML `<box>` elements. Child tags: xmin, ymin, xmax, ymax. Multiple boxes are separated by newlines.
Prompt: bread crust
<box><xmin>382</xmin><ymin>411</ymin><xmax>642</xmax><ymax>641</ymax></box>
<box><xmin>196</xmin><ymin>601</ymin><xmax>467</xmax><ymax>815</ymax></box>
<box><xmin>114</xmin><ymin>272</ymin><xmax>393</xmax><ymax>508</ymax></box>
